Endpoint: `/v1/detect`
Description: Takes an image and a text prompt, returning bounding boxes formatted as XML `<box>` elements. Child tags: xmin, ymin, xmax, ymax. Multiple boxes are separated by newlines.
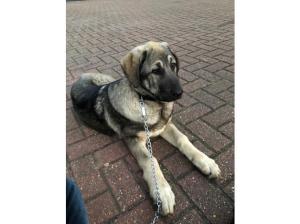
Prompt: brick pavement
<box><xmin>67</xmin><ymin>0</ymin><xmax>234</xmax><ymax>223</ymax></box>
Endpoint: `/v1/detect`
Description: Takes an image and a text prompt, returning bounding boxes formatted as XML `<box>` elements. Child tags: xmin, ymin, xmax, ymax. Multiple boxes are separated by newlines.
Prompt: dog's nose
<box><xmin>173</xmin><ymin>88</ymin><xmax>183</xmax><ymax>98</ymax></box>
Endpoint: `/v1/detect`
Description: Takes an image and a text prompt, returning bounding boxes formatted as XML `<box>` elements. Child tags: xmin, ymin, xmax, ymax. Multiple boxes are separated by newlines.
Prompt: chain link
<box><xmin>139</xmin><ymin>96</ymin><xmax>162</xmax><ymax>224</ymax></box>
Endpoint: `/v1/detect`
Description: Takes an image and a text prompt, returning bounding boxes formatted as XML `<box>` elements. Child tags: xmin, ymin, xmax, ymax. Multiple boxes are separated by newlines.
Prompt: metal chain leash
<box><xmin>139</xmin><ymin>96</ymin><xmax>162</xmax><ymax>224</ymax></box>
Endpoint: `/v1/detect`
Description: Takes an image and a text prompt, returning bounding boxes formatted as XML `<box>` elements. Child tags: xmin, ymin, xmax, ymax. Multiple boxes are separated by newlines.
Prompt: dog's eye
<box><xmin>152</xmin><ymin>67</ymin><xmax>162</xmax><ymax>74</ymax></box>
<box><xmin>170</xmin><ymin>62</ymin><xmax>176</xmax><ymax>71</ymax></box>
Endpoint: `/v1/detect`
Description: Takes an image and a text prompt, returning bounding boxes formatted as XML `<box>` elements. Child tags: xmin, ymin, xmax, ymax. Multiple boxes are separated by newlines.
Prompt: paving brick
<box><xmin>70</xmin><ymin>156</ymin><xmax>107</xmax><ymax>199</ymax></box>
<box><xmin>104</xmin><ymin>160</ymin><xmax>145</xmax><ymax>211</ymax></box>
<box><xmin>125</xmin><ymin>154</ymin><xmax>141</xmax><ymax>173</ymax></box>
<box><xmin>70</xmin><ymin>155</ymin><xmax>97</xmax><ymax>178</ymax></box>
<box><xmin>222</xmin><ymin>50</ymin><xmax>234</xmax><ymax>57</ymax></box>
<box><xmin>218</xmin><ymin>90</ymin><xmax>234</xmax><ymax>105</ymax></box>
<box><xmin>194</xmin><ymin>43</ymin><xmax>216</xmax><ymax>51</ymax></box>
<box><xmin>81</xmin><ymin>126</ymin><xmax>99</xmax><ymax>137</ymax></box>
<box><xmin>100</xmin><ymin>55</ymin><xmax>119</xmax><ymax>64</ymax></box>
<box><xmin>191</xmin><ymin>89</ymin><xmax>225</xmax><ymax>109</ymax></box>
<box><xmin>179</xmin><ymin>78</ymin><xmax>187</xmax><ymax>85</ymax></box>
<box><xmin>193</xmin><ymin>69</ymin><xmax>221</xmax><ymax>82</ymax></box>
<box><xmin>173</xmin><ymin>121</ymin><xmax>198</xmax><ymax>142</ymax></box>
<box><xmin>66</xmin><ymin>166</ymin><xmax>73</xmax><ymax>179</ymax></box>
<box><xmin>197</xmin><ymin>56</ymin><xmax>219</xmax><ymax>65</ymax></box>
<box><xmin>86</xmin><ymin>191</ymin><xmax>119</xmax><ymax>224</ymax></box>
<box><xmin>180</xmin><ymin>55</ymin><xmax>199</xmax><ymax>64</ymax></box>
<box><xmin>182</xmin><ymin>78</ymin><xmax>210</xmax><ymax>93</ymax></box>
<box><xmin>179</xmin><ymin>45</ymin><xmax>197</xmax><ymax>52</ymax></box>
<box><xmin>66</xmin><ymin>73</ymin><xmax>74</xmax><ymax>86</ymax></box>
<box><xmin>193</xmin><ymin>140</ymin><xmax>215</xmax><ymax>157</ymax></box>
<box><xmin>176</xmin><ymin>93</ymin><xmax>197</xmax><ymax>107</ymax></box>
<box><xmin>66</xmin><ymin>99</ymin><xmax>72</xmax><ymax>110</ymax></box>
<box><xmin>113</xmin><ymin>200</ymin><xmax>164</xmax><ymax>224</ymax></box>
<box><xmin>99</xmin><ymin>68</ymin><xmax>121</xmax><ymax>79</ymax></box>
<box><xmin>224</xmin><ymin>181</ymin><xmax>235</xmax><ymax>200</ymax></box>
<box><xmin>68</xmin><ymin>68</ymin><xmax>84</xmax><ymax>80</ymax></box>
<box><xmin>204</xmin><ymin>49</ymin><xmax>225</xmax><ymax>57</ymax></box>
<box><xmin>179</xmin><ymin>171</ymin><xmax>234</xmax><ymax>224</ymax></box>
<box><xmin>187</xmin><ymin>119</ymin><xmax>231</xmax><ymax>151</ymax></box>
<box><xmin>187</xmin><ymin>48</ymin><xmax>209</xmax><ymax>57</ymax></box>
<box><xmin>202</xmin><ymin>105</ymin><xmax>234</xmax><ymax>127</ymax></box>
<box><xmin>203</xmin><ymin>61</ymin><xmax>230</xmax><ymax>74</ymax></box>
<box><xmin>163</xmin><ymin>182</ymin><xmax>192</xmax><ymax>224</ymax></box>
<box><xmin>218</xmin><ymin>121</ymin><xmax>234</xmax><ymax>139</ymax></box>
<box><xmin>94</xmin><ymin>141</ymin><xmax>129</xmax><ymax>168</ymax></box>
<box><xmin>184</xmin><ymin>62</ymin><xmax>209</xmax><ymax>72</ymax></box>
<box><xmin>203</xmin><ymin>79</ymin><xmax>233</xmax><ymax>94</ymax></box>
<box><xmin>67</xmin><ymin>134</ymin><xmax>114</xmax><ymax>160</ymax></box>
<box><xmin>67</xmin><ymin>128</ymin><xmax>85</xmax><ymax>145</ymax></box>
<box><xmin>215</xmin><ymin>55</ymin><xmax>234</xmax><ymax>65</ymax></box>
<box><xmin>176</xmin><ymin>49</ymin><xmax>191</xmax><ymax>57</ymax></box>
<box><xmin>175</xmin><ymin>209</ymin><xmax>207</xmax><ymax>224</ymax></box>
<box><xmin>162</xmin><ymin>152</ymin><xmax>194</xmax><ymax>179</ymax></box>
<box><xmin>178</xmin><ymin>69</ymin><xmax>198</xmax><ymax>82</ymax></box>
<box><xmin>212</xmin><ymin>43</ymin><xmax>232</xmax><ymax>51</ymax></box>
<box><xmin>152</xmin><ymin>138</ymin><xmax>176</xmax><ymax>161</ymax></box>
<box><xmin>76</xmin><ymin>172</ymin><xmax>107</xmax><ymax>200</ymax></box>
<box><xmin>225</xmin><ymin>64</ymin><xmax>234</xmax><ymax>72</ymax></box>
<box><xmin>228</xmin><ymin>86</ymin><xmax>234</xmax><ymax>93</ymax></box>
<box><xmin>66</xmin><ymin>109</ymin><xmax>79</xmax><ymax>131</ymax></box>
<box><xmin>74</xmin><ymin>56</ymin><xmax>89</xmax><ymax>64</ymax></box>
<box><xmin>174</xmin><ymin>103</ymin><xmax>211</xmax><ymax>124</ymax></box>
<box><xmin>173</xmin><ymin>102</ymin><xmax>184</xmax><ymax>114</ymax></box>
<box><xmin>215</xmin><ymin>145</ymin><xmax>234</xmax><ymax>186</ymax></box>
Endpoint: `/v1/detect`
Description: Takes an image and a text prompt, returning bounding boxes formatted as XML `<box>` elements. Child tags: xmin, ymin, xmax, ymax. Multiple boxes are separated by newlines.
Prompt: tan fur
<box><xmin>145</xmin><ymin>41</ymin><xmax>165</xmax><ymax>52</ymax></box>
<box><xmin>81</xmin><ymin>73</ymin><xmax>116</xmax><ymax>86</ymax></box>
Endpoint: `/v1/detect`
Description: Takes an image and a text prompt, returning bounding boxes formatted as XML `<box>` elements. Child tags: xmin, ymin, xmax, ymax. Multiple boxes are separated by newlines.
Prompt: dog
<box><xmin>71</xmin><ymin>41</ymin><xmax>220</xmax><ymax>215</ymax></box>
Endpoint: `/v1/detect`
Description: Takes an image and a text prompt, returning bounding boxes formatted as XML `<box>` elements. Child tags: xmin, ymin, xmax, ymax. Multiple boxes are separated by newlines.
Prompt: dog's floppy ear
<box><xmin>121</xmin><ymin>45</ymin><xmax>147</xmax><ymax>88</ymax></box>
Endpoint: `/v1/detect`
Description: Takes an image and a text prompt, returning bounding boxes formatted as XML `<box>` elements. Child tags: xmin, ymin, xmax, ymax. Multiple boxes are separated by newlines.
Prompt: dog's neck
<box><xmin>137</xmin><ymin>92</ymin><xmax>156</xmax><ymax>101</ymax></box>
<box><xmin>133</xmin><ymin>85</ymin><xmax>157</xmax><ymax>102</ymax></box>
<box><xmin>108</xmin><ymin>78</ymin><xmax>174</xmax><ymax>126</ymax></box>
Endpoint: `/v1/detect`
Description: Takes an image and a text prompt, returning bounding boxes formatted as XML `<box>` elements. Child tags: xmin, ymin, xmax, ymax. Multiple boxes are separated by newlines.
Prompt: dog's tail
<box><xmin>81</xmin><ymin>73</ymin><xmax>116</xmax><ymax>86</ymax></box>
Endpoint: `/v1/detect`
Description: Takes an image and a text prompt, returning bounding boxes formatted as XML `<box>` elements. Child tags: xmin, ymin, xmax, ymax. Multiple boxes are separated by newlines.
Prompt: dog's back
<box><xmin>70</xmin><ymin>73</ymin><xmax>116</xmax><ymax>135</ymax></box>
<box><xmin>71</xmin><ymin>73</ymin><xmax>115</xmax><ymax>109</ymax></box>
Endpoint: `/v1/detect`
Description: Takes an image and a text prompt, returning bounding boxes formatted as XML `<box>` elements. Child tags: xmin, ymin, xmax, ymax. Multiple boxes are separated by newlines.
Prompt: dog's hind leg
<box><xmin>124</xmin><ymin>137</ymin><xmax>175</xmax><ymax>216</ymax></box>
<box><xmin>160</xmin><ymin>122</ymin><xmax>221</xmax><ymax>178</ymax></box>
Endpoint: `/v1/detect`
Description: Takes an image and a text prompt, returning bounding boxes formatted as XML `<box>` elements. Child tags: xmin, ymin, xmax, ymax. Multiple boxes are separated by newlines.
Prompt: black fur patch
<box><xmin>72</xmin><ymin>84</ymin><xmax>102</xmax><ymax>111</ymax></box>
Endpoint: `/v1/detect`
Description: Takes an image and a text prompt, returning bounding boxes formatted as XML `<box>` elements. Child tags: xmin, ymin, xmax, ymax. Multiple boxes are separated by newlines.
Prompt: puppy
<box><xmin>71</xmin><ymin>41</ymin><xmax>220</xmax><ymax>215</ymax></box>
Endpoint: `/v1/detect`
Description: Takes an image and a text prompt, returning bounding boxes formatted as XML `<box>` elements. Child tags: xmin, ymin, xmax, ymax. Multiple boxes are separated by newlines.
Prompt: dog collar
<box><xmin>137</xmin><ymin>92</ymin><xmax>157</xmax><ymax>101</ymax></box>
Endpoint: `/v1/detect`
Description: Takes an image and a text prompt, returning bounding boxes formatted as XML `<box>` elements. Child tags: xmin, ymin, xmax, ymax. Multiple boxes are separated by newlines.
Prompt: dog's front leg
<box><xmin>160</xmin><ymin>122</ymin><xmax>221</xmax><ymax>178</ymax></box>
<box><xmin>125</xmin><ymin>137</ymin><xmax>175</xmax><ymax>215</ymax></box>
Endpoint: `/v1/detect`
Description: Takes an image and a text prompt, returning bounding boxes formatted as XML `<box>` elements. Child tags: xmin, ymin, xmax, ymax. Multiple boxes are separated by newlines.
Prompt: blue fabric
<box><xmin>66</xmin><ymin>178</ymin><xmax>89</xmax><ymax>224</ymax></box>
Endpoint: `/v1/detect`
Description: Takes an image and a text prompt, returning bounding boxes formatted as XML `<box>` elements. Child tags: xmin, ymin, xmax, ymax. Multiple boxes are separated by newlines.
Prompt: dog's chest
<box><xmin>143</xmin><ymin>102</ymin><xmax>174</xmax><ymax>137</ymax></box>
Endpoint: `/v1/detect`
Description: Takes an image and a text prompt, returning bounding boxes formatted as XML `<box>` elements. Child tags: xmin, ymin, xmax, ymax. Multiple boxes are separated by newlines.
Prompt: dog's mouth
<box><xmin>157</xmin><ymin>90</ymin><xmax>183</xmax><ymax>102</ymax></box>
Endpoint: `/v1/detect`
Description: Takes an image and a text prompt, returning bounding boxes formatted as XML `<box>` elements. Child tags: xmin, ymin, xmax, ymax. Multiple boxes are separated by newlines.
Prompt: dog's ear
<box><xmin>170</xmin><ymin>49</ymin><xmax>180</xmax><ymax>72</ymax></box>
<box><xmin>162</xmin><ymin>42</ymin><xmax>180</xmax><ymax>72</ymax></box>
<box><xmin>121</xmin><ymin>45</ymin><xmax>147</xmax><ymax>88</ymax></box>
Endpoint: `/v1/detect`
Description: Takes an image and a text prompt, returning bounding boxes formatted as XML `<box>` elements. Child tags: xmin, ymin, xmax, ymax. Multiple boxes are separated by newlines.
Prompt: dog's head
<box><xmin>121</xmin><ymin>41</ymin><xmax>183</xmax><ymax>102</ymax></box>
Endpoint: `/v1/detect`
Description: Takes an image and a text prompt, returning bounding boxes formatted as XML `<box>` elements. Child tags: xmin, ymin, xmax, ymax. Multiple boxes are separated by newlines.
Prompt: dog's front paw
<box><xmin>155</xmin><ymin>183</ymin><xmax>175</xmax><ymax>216</ymax></box>
<box><xmin>193</xmin><ymin>155</ymin><xmax>221</xmax><ymax>178</ymax></box>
